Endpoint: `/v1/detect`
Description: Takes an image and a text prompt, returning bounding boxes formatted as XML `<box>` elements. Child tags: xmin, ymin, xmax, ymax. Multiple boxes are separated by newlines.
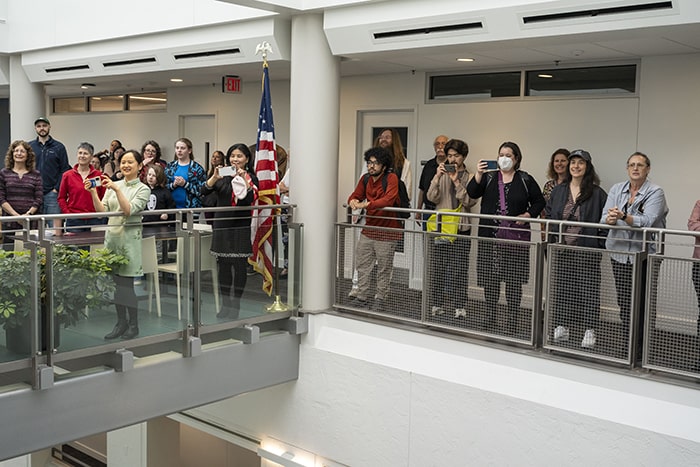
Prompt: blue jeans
<box><xmin>43</xmin><ymin>191</ymin><xmax>60</xmax><ymax>228</ymax></box>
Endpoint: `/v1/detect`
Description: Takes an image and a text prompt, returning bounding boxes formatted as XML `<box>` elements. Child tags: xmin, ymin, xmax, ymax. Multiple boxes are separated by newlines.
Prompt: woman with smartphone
<box><xmin>466</xmin><ymin>142</ymin><xmax>545</xmax><ymax>336</ymax></box>
<box><xmin>425</xmin><ymin>139</ymin><xmax>476</xmax><ymax>319</ymax></box>
<box><xmin>87</xmin><ymin>149</ymin><xmax>150</xmax><ymax>340</ymax></box>
<box><xmin>201</xmin><ymin>143</ymin><xmax>259</xmax><ymax>319</ymax></box>
<box><xmin>58</xmin><ymin>142</ymin><xmax>107</xmax><ymax>233</ymax></box>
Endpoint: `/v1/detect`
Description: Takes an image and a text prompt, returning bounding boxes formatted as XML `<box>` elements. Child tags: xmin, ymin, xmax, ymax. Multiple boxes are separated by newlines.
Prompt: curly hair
<box><xmin>363</xmin><ymin>146</ymin><xmax>392</xmax><ymax>171</ymax></box>
<box><xmin>5</xmin><ymin>140</ymin><xmax>36</xmax><ymax>171</ymax></box>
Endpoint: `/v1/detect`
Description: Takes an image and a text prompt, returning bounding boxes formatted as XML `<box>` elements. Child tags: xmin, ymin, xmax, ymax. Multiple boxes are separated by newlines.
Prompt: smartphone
<box><xmin>484</xmin><ymin>160</ymin><xmax>499</xmax><ymax>171</ymax></box>
<box><xmin>218</xmin><ymin>166</ymin><xmax>235</xmax><ymax>177</ymax></box>
<box><xmin>88</xmin><ymin>177</ymin><xmax>101</xmax><ymax>188</ymax></box>
<box><xmin>444</xmin><ymin>164</ymin><xmax>456</xmax><ymax>173</ymax></box>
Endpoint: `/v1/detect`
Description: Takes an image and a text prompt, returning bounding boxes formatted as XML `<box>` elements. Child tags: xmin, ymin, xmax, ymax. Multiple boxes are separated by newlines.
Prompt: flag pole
<box><xmin>254</xmin><ymin>41</ymin><xmax>287</xmax><ymax>312</ymax></box>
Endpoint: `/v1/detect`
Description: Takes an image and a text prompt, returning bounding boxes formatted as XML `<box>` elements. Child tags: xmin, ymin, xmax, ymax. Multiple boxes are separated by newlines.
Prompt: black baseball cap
<box><xmin>569</xmin><ymin>149</ymin><xmax>591</xmax><ymax>162</ymax></box>
<box><xmin>34</xmin><ymin>117</ymin><xmax>50</xmax><ymax>125</ymax></box>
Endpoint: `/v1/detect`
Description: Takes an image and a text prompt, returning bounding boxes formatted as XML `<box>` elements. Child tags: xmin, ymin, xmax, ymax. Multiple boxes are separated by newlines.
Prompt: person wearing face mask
<box><xmin>467</xmin><ymin>141</ymin><xmax>545</xmax><ymax>335</ymax></box>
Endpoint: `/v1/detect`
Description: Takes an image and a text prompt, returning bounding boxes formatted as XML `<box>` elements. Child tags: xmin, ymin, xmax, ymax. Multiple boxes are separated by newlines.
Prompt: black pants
<box><xmin>693</xmin><ymin>262</ymin><xmax>700</xmax><ymax>336</ymax></box>
<box><xmin>114</xmin><ymin>274</ymin><xmax>137</xmax><ymax>316</ymax></box>
<box><xmin>217</xmin><ymin>257</ymin><xmax>248</xmax><ymax>300</ymax></box>
<box><xmin>429</xmin><ymin>235</ymin><xmax>471</xmax><ymax>310</ymax></box>
<box><xmin>611</xmin><ymin>258</ymin><xmax>647</xmax><ymax>358</ymax></box>
<box><xmin>551</xmin><ymin>249</ymin><xmax>601</xmax><ymax>333</ymax></box>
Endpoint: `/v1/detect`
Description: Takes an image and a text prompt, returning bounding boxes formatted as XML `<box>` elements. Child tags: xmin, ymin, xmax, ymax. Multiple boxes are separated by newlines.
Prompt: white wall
<box><xmin>186</xmin><ymin>314</ymin><xmax>700</xmax><ymax>466</ymax></box>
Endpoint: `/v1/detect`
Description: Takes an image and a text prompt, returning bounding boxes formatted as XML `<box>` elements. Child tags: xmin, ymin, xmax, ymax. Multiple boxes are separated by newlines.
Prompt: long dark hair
<box><xmin>226</xmin><ymin>143</ymin><xmax>254</xmax><ymax>173</ymax></box>
<box><xmin>568</xmin><ymin>156</ymin><xmax>601</xmax><ymax>203</ymax></box>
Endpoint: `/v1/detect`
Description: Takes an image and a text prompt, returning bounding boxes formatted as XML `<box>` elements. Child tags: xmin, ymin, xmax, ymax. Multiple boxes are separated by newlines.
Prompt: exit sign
<box><xmin>222</xmin><ymin>75</ymin><xmax>241</xmax><ymax>94</ymax></box>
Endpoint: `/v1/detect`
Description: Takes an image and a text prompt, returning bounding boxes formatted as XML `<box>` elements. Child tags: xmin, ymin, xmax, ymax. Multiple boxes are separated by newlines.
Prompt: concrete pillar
<box><xmin>107</xmin><ymin>423</ymin><xmax>147</xmax><ymax>466</ymax></box>
<box><xmin>9</xmin><ymin>55</ymin><xmax>44</xmax><ymax>141</ymax></box>
<box><xmin>289</xmin><ymin>14</ymin><xmax>340</xmax><ymax>312</ymax></box>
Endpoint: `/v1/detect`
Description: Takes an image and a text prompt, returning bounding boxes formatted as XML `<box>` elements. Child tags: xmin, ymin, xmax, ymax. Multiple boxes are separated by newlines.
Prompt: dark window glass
<box><xmin>526</xmin><ymin>65</ymin><xmax>636</xmax><ymax>96</ymax></box>
<box><xmin>430</xmin><ymin>72</ymin><xmax>521</xmax><ymax>100</ymax></box>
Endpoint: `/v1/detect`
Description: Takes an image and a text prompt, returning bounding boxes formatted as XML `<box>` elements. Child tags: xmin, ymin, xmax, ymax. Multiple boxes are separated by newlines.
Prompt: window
<box><xmin>52</xmin><ymin>91</ymin><xmax>167</xmax><ymax>115</ymax></box>
<box><xmin>128</xmin><ymin>92</ymin><xmax>167</xmax><ymax>111</ymax></box>
<box><xmin>53</xmin><ymin>97</ymin><xmax>86</xmax><ymax>113</ymax></box>
<box><xmin>89</xmin><ymin>95</ymin><xmax>124</xmax><ymax>112</ymax></box>
<box><xmin>428</xmin><ymin>63</ymin><xmax>638</xmax><ymax>102</ymax></box>
<box><xmin>430</xmin><ymin>72</ymin><xmax>521</xmax><ymax>100</ymax></box>
<box><xmin>526</xmin><ymin>65</ymin><xmax>637</xmax><ymax>96</ymax></box>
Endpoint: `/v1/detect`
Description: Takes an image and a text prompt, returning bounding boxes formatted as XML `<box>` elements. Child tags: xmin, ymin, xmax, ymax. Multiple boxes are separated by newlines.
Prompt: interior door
<box><xmin>179</xmin><ymin>114</ymin><xmax>216</xmax><ymax>172</ymax></box>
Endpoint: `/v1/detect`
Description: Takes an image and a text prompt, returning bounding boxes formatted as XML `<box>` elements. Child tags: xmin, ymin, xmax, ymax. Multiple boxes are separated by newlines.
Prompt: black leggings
<box><xmin>114</xmin><ymin>274</ymin><xmax>137</xmax><ymax>313</ymax></box>
<box><xmin>217</xmin><ymin>257</ymin><xmax>248</xmax><ymax>299</ymax></box>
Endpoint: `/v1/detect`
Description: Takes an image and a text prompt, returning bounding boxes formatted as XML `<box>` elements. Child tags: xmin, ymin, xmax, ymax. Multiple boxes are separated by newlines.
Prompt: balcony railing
<box><xmin>0</xmin><ymin>205</ymin><xmax>303</xmax><ymax>389</ymax></box>
<box><xmin>335</xmin><ymin>206</ymin><xmax>700</xmax><ymax>382</ymax></box>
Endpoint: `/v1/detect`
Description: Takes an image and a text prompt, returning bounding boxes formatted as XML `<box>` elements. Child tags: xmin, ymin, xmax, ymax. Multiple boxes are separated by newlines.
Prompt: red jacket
<box><xmin>58</xmin><ymin>164</ymin><xmax>106</xmax><ymax>215</ymax></box>
<box><xmin>348</xmin><ymin>171</ymin><xmax>402</xmax><ymax>241</ymax></box>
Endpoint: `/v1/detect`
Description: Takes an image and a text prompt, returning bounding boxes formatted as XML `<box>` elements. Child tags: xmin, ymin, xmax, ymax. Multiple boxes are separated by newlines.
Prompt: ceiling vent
<box><xmin>45</xmin><ymin>64</ymin><xmax>90</xmax><ymax>74</ymax></box>
<box><xmin>102</xmin><ymin>57</ymin><xmax>157</xmax><ymax>68</ymax></box>
<box><xmin>523</xmin><ymin>1</ymin><xmax>673</xmax><ymax>24</ymax></box>
<box><xmin>174</xmin><ymin>48</ymin><xmax>241</xmax><ymax>60</ymax></box>
<box><xmin>373</xmin><ymin>21</ymin><xmax>483</xmax><ymax>40</ymax></box>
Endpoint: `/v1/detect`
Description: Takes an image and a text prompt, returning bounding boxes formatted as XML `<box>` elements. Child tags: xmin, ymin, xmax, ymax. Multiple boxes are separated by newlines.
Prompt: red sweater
<box><xmin>58</xmin><ymin>164</ymin><xmax>106</xmax><ymax>214</ymax></box>
<box><xmin>348</xmin><ymin>172</ymin><xmax>402</xmax><ymax>241</ymax></box>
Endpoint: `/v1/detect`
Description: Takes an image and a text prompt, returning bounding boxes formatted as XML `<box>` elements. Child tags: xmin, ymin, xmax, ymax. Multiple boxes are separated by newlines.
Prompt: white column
<box><xmin>107</xmin><ymin>423</ymin><xmax>147</xmax><ymax>467</ymax></box>
<box><xmin>289</xmin><ymin>14</ymin><xmax>340</xmax><ymax>312</ymax></box>
<box><xmin>9</xmin><ymin>55</ymin><xmax>44</xmax><ymax>141</ymax></box>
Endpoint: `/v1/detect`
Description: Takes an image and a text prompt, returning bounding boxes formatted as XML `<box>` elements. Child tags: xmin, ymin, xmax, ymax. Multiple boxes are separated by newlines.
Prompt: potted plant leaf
<box><xmin>0</xmin><ymin>245</ymin><xmax>128</xmax><ymax>354</ymax></box>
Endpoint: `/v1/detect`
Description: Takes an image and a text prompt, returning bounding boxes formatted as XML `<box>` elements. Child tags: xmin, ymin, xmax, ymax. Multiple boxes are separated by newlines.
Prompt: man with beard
<box><xmin>374</xmin><ymin>128</ymin><xmax>412</xmax><ymax>200</ymax></box>
<box><xmin>347</xmin><ymin>147</ymin><xmax>401</xmax><ymax>310</ymax></box>
<box><xmin>28</xmin><ymin>117</ymin><xmax>70</xmax><ymax>235</ymax></box>
<box><xmin>415</xmin><ymin>134</ymin><xmax>449</xmax><ymax>228</ymax></box>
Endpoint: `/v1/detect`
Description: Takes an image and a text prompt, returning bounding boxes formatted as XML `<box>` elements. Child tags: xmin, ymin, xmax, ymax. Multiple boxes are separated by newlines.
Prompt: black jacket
<box><xmin>545</xmin><ymin>182</ymin><xmax>608</xmax><ymax>248</ymax></box>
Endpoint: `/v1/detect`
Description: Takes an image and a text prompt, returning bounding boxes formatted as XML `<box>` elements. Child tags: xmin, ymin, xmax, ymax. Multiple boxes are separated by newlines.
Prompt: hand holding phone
<box><xmin>484</xmin><ymin>160</ymin><xmax>499</xmax><ymax>171</ymax></box>
<box><xmin>444</xmin><ymin>164</ymin><xmax>456</xmax><ymax>173</ymax></box>
<box><xmin>88</xmin><ymin>177</ymin><xmax>102</xmax><ymax>188</ymax></box>
<box><xmin>218</xmin><ymin>166</ymin><xmax>235</xmax><ymax>177</ymax></box>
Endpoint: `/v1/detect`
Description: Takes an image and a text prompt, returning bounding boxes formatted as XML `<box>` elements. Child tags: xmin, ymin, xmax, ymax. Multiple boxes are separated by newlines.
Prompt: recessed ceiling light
<box><xmin>170</xmin><ymin>78</ymin><xmax>183</xmax><ymax>83</ymax></box>
<box><xmin>80</xmin><ymin>83</ymin><xmax>96</xmax><ymax>89</ymax></box>
<box><xmin>538</xmin><ymin>73</ymin><xmax>554</xmax><ymax>78</ymax></box>
<box><xmin>456</xmin><ymin>58</ymin><xmax>475</xmax><ymax>62</ymax></box>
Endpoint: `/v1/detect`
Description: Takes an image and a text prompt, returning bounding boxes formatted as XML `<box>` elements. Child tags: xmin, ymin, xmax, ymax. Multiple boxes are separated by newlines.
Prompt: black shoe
<box><xmin>121</xmin><ymin>325</ymin><xmax>139</xmax><ymax>339</ymax></box>
<box><xmin>104</xmin><ymin>322</ymin><xmax>128</xmax><ymax>340</ymax></box>
<box><xmin>348</xmin><ymin>297</ymin><xmax>368</xmax><ymax>308</ymax></box>
<box><xmin>216</xmin><ymin>308</ymin><xmax>229</xmax><ymax>319</ymax></box>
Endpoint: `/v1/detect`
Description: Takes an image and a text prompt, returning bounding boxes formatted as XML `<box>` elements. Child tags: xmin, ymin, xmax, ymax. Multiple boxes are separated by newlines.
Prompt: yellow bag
<box><xmin>426</xmin><ymin>205</ymin><xmax>462</xmax><ymax>242</ymax></box>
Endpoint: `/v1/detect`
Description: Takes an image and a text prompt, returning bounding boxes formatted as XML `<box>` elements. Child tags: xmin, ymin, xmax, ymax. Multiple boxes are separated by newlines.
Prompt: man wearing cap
<box><xmin>28</xmin><ymin>117</ymin><xmax>70</xmax><ymax>234</ymax></box>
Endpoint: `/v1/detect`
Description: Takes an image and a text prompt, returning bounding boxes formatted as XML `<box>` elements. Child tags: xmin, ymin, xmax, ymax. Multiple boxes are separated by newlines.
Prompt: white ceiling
<box><xmin>8</xmin><ymin>0</ymin><xmax>700</xmax><ymax>96</ymax></box>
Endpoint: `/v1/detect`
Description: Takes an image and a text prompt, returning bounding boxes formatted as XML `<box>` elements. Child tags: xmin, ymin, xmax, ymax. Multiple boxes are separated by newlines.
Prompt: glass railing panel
<box><xmin>0</xmin><ymin>241</ymin><xmax>39</xmax><ymax>362</ymax></box>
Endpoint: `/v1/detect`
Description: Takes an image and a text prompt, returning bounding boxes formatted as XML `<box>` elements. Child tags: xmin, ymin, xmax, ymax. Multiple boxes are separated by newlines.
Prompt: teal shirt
<box><xmin>102</xmin><ymin>178</ymin><xmax>151</xmax><ymax>277</ymax></box>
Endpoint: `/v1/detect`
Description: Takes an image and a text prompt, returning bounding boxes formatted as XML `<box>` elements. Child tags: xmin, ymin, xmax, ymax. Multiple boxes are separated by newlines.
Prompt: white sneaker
<box><xmin>455</xmin><ymin>308</ymin><xmax>467</xmax><ymax>318</ymax></box>
<box><xmin>553</xmin><ymin>326</ymin><xmax>569</xmax><ymax>342</ymax></box>
<box><xmin>581</xmin><ymin>329</ymin><xmax>596</xmax><ymax>348</ymax></box>
<box><xmin>431</xmin><ymin>306</ymin><xmax>444</xmax><ymax>316</ymax></box>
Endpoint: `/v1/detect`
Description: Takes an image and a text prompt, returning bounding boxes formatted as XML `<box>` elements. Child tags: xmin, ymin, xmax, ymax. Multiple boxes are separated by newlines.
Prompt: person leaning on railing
<box><xmin>466</xmin><ymin>141</ymin><xmax>545</xmax><ymax>335</ymax></box>
<box><xmin>601</xmin><ymin>152</ymin><xmax>668</xmax><ymax>361</ymax></box>
<box><xmin>545</xmin><ymin>149</ymin><xmax>608</xmax><ymax>349</ymax></box>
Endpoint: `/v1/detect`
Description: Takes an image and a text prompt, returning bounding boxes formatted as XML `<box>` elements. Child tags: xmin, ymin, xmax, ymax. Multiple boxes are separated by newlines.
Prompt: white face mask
<box><xmin>498</xmin><ymin>156</ymin><xmax>514</xmax><ymax>171</ymax></box>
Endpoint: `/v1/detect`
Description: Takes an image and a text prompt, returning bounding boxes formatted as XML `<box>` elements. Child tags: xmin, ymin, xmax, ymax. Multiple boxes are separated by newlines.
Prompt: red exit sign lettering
<box><xmin>222</xmin><ymin>75</ymin><xmax>241</xmax><ymax>94</ymax></box>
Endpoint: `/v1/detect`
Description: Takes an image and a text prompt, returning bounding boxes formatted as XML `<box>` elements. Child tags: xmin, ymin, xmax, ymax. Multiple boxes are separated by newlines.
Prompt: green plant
<box><xmin>0</xmin><ymin>245</ymin><xmax>128</xmax><ymax>329</ymax></box>
<box><xmin>0</xmin><ymin>250</ymin><xmax>33</xmax><ymax>329</ymax></box>
<box><xmin>48</xmin><ymin>246</ymin><xmax>129</xmax><ymax>327</ymax></box>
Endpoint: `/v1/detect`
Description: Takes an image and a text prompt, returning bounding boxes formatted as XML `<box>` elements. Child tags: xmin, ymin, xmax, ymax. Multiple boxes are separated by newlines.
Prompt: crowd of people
<box><xmin>346</xmin><ymin>129</ymin><xmax>693</xmax><ymax>355</ymax></box>
<box><xmin>0</xmin><ymin>117</ymin><xmax>290</xmax><ymax>340</ymax></box>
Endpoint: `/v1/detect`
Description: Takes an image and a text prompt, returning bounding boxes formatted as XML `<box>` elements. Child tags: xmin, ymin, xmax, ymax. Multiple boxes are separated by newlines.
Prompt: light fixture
<box><xmin>258</xmin><ymin>437</ymin><xmax>315</xmax><ymax>467</ymax></box>
<box><xmin>80</xmin><ymin>83</ymin><xmax>96</xmax><ymax>89</ymax></box>
<box><xmin>170</xmin><ymin>78</ymin><xmax>183</xmax><ymax>83</ymax></box>
<box><xmin>258</xmin><ymin>448</ymin><xmax>306</xmax><ymax>467</ymax></box>
<box><xmin>456</xmin><ymin>58</ymin><xmax>475</xmax><ymax>62</ymax></box>
<box><xmin>538</xmin><ymin>73</ymin><xmax>554</xmax><ymax>78</ymax></box>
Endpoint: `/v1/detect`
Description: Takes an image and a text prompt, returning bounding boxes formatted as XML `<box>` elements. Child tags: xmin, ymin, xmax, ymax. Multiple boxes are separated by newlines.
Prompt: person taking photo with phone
<box><xmin>58</xmin><ymin>142</ymin><xmax>107</xmax><ymax>233</ymax></box>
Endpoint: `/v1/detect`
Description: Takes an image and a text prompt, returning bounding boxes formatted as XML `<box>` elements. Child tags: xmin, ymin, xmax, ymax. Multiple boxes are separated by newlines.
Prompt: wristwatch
<box><xmin>621</xmin><ymin>213</ymin><xmax>627</xmax><ymax>221</ymax></box>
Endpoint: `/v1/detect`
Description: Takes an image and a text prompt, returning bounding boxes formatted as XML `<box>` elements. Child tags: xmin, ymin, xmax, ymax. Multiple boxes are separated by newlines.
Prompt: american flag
<box><xmin>249</xmin><ymin>64</ymin><xmax>279</xmax><ymax>295</ymax></box>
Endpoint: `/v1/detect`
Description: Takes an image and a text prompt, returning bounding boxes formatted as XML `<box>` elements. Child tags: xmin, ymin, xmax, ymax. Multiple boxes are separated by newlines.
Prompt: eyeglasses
<box><xmin>627</xmin><ymin>163</ymin><xmax>647</xmax><ymax>169</ymax></box>
<box><xmin>144</xmin><ymin>148</ymin><xmax>157</xmax><ymax>154</ymax></box>
<box><xmin>366</xmin><ymin>160</ymin><xmax>381</xmax><ymax>167</ymax></box>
